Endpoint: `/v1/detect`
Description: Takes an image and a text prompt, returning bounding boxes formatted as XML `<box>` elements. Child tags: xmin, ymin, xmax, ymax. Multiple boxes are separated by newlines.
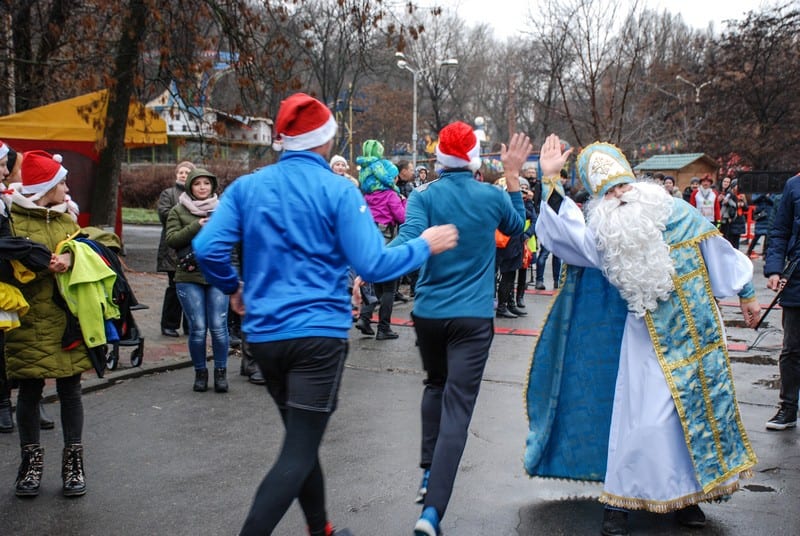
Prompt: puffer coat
<box><xmin>5</xmin><ymin>204</ymin><xmax>92</xmax><ymax>379</ymax></box>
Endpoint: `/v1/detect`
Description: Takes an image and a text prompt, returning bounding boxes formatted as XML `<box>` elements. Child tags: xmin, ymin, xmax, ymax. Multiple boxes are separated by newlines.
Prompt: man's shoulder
<box><xmin>785</xmin><ymin>174</ymin><xmax>800</xmax><ymax>194</ymax></box>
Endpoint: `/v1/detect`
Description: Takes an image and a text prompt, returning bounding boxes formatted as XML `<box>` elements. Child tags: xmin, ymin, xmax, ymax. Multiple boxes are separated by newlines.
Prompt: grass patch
<box><xmin>122</xmin><ymin>207</ymin><xmax>160</xmax><ymax>225</ymax></box>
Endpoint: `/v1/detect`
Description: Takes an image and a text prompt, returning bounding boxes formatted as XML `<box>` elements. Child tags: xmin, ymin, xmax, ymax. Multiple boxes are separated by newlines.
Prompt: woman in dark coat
<box><xmin>157</xmin><ymin>161</ymin><xmax>194</xmax><ymax>337</ymax></box>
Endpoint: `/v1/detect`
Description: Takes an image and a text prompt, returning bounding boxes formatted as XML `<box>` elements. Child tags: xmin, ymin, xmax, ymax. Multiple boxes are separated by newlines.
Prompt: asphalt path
<box><xmin>0</xmin><ymin>224</ymin><xmax>797</xmax><ymax>535</ymax></box>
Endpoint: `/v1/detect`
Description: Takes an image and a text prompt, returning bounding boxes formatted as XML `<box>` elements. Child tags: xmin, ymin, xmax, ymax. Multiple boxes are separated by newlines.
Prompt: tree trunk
<box><xmin>90</xmin><ymin>0</ymin><xmax>148</xmax><ymax>227</ymax></box>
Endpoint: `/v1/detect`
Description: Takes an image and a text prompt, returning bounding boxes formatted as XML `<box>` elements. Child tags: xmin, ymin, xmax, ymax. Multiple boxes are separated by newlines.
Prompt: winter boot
<box><xmin>0</xmin><ymin>396</ymin><xmax>13</xmax><ymax>433</ymax></box>
<box><xmin>15</xmin><ymin>444</ymin><xmax>44</xmax><ymax>497</ymax></box>
<box><xmin>193</xmin><ymin>369</ymin><xmax>209</xmax><ymax>392</ymax></box>
<box><xmin>62</xmin><ymin>444</ymin><xmax>86</xmax><ymax>497</ymax></box>
<box><xmin>214</xmin><ymin>368</ymin><xmax>229</xmax><ymax>393</ymax></box>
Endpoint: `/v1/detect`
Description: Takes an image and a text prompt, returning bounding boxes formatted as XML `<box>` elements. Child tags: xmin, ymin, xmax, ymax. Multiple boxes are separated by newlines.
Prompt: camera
<box><xmin>178</xmin><ymin>251</ymin><xmax>198</xmax><ymax>272</ymax></box>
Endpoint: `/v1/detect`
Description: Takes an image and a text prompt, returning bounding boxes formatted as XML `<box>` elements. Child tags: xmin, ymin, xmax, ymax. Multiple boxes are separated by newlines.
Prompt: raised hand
<box><xmin>500</xmin><ymin>133</ymin><xmax>533</xmax><ymax>189</ymax></box>
<box><xmin>539</xmin><ymin>134</ymin><xmax>573</xmax><ymax>177</ymax></box>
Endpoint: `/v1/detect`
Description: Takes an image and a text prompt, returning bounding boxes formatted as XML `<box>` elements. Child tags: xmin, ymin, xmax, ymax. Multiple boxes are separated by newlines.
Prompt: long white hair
<box><xmin>587</xmin><ymin>181</ymin><xmax>676</xmax><ymax>317</ymax></box>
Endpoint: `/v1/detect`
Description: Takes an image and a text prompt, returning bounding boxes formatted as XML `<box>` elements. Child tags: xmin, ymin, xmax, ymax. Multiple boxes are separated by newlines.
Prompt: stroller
<box><xmin>73</xmin><ymin>235</ymin><xmax>146</xmax><ymax>371</ymax></box>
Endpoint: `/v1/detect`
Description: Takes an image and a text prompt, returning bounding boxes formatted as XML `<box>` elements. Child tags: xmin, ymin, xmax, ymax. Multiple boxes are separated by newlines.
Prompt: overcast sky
<box><xmin>453</xmin><ymin>0</ymin><xmax>770</xmax><ymax>39</ymax></box>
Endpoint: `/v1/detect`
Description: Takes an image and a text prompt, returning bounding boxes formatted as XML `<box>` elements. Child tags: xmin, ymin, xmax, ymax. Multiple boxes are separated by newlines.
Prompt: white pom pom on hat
<box><xmin>435</xmin><ymin>121</ymin><xmax>482</xmax><ymax>172</ymax></box>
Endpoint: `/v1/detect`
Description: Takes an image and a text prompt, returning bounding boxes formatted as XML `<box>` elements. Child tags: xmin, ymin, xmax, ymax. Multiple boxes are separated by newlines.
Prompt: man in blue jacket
<box><xmin>764</xmin><ymin>173</ymin><xmax>800</xmax><ymax>431</ymax></box>
<box><xmin>389</xmin><ymin>121</ymin><xmax>530</xmax><ymax>536</ymax></box>
<box><xmin>193</xmin><ymin>93</ymin><xmax>458</xmax><ymax>536</ymax></box>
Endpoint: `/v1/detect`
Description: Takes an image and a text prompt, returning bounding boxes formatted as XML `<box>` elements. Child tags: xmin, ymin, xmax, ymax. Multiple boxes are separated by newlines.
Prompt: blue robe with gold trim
<box><xmin>525</xmin><ymin>197</ymin><xmax>757</xmax><ymax>511</ymax></box>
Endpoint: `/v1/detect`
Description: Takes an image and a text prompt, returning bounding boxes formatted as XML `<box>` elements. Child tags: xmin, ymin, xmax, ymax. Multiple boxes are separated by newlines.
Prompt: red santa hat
<box><xmin>20</xmin><ymin>150</ymin><xmax>67</xmax><ymax>200</ymax></box>
<box><xmin>436</xmin><ymin>121</ymin><xmax>482</xmax><ymax>172</ymax></box>
<box><xmin>272</xmin><ymin>93</ymin><xmax>337</xmax><ymax>152</ymax></box>
<box><xmin>0</xmin><ymin>140</ymin><xmax>9</xmax><ymax>160</ymax></box>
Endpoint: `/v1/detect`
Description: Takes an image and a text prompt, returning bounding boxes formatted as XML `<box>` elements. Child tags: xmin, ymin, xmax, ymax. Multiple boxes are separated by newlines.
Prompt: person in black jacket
<box><xmin>157</xmin><ymin>161</ymin><xmax>194</xmax><ymax>337</ymax></box>
<box><xmin>495</xmin><ymin>177</ymin><xmax>528</xmax><ymax>318</ymax></box>
<box><xmin>764</xmin><ymin>174</ymin><xmax>800</xmax><ymax>431</ymax></box>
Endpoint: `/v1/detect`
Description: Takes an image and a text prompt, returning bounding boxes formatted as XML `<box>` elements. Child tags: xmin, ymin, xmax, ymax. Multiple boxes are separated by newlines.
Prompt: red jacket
<box><xmin>689</xmin><ymin>187</ymin><xmax>721</xmax><ymax>223</ymax></box>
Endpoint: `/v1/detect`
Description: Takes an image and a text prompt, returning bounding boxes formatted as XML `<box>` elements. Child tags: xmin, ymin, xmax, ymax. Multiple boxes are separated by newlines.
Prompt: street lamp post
<box><xmin>395</xmin><ymin>52</ymin><xmax>458</xmax><ymax>171</ymax></box>
<box><xmin>676</xmin><ymin>75</ymin><xmax>712</xmax><ymax>104</ymax></box>
<box><xmin>676</xmin><ymin>75</ymin><xmax>713</xmax><ymax>150</ymax></box>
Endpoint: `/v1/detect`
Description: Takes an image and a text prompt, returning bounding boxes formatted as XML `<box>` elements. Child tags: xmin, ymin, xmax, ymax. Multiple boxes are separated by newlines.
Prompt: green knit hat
<box><xmin>361</xmin><ymin>139</ymin><xmax>384</xmax><ymax>159</ymax></box>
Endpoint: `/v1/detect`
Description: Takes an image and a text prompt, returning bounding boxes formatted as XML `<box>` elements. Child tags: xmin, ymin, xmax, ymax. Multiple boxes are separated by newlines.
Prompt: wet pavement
<box><xmin>0</xmin><ymin>225</ymin><xmax>797</xmax><ymax>535</ymax></box>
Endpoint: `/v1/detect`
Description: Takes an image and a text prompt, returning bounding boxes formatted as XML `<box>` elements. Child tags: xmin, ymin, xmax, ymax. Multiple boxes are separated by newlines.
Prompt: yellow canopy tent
<box><xmin>0</xmin><ymin>89</ymin><xmax>166</xmax><ymax>149</ymax></box>
<box><xmin>0</xmin><ymin>90</ymin><xmax>167</xmax><ymax>230</ymax></box>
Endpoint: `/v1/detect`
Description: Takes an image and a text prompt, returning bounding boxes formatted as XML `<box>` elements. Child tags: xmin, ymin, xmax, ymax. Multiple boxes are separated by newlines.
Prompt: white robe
<box><xmin>536</xmin><ymin>196</ymin><xmax>753</xmax><ymax>511</ymax></box>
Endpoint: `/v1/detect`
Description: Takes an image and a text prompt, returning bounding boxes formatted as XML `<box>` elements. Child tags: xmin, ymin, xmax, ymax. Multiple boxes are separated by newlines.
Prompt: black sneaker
<box><xmin>766</xmin><ymin>407</ymin><xmax>797</xmax><ymax>431</ymax></box>
<box><xmin>675</xmin><ymin>504</ymin><xmax>706</xmax><ymax>528</ymax></box>
<box><xmin>601</xmin><ymin>508</ymin><xmax>629</xmax><ymax>536</ymax></box>
<box><xmin>354</xmin><ymin>317</ymin><xmax>375</xmax><ymax>336</ymax></box>
<box><xmin>375</xmin><ymin>330</ymin><xmax>399</xmax><ymax>340</ymax></box>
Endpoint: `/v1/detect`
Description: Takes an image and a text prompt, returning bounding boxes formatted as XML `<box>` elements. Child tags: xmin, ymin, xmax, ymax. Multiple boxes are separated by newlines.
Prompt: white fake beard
<box><xmin>587</xmin><ymin>182</ymin><xmax>676</xmax><ymax>317</ymax></box>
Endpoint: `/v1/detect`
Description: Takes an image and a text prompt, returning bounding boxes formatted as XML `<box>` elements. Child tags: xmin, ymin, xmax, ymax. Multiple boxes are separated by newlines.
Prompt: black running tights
<box><xmin>239</xmin><ymin>407</ymin><xmax>330</xmax><ymax>536</ymax></box>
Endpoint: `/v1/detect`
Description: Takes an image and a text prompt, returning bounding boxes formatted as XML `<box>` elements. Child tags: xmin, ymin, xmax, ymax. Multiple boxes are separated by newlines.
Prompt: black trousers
<box><xmin>360</xmin><ymin>279</ymin><xmax>397</xmax><ymax>332</ymax></box>
<box><xmin>779</xmin><ymin>306</ymin><xmax>800</xmax><ymax>412</ymax></box>
<box><xmin>497</xmin><ymin>271</ymin><xmax>516</xmax><ymax>308</ymax></box>
<box><xmin>240</xmin><ymin>337</ymin><xmax>346</xmax><ymax>535</ymax></box>
<box><xmin>17</xmin><ymin>374</ymin><xmax>83</xmax><ymax>446</ymax></box>
<box><xmin>412</xmin><ymin>315</ymin><xmax>494</xmax><ymax>519</ymax></box>
<box><xmin>0</xmin><ymin>332</ymin><xmax>8</xmax><ymax>402</ymax></box>
<box><xmin>160</xmin><ymin>271</ymin><xmax>185</xmax><ymax>331</ymax></box>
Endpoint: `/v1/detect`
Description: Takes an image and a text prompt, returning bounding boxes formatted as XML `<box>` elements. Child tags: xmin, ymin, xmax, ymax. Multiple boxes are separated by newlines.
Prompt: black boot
<box><xmin>496</xmin><ymin>305</ymin><xmax>517</xmax><ymax>318</ymax></box>
<box><xmin>15</xmin><ymin>444</ymin><xmax>44</xmax><ymax>497</ymax></box>
<box><xmin>62</xmin><ymin>444</ymin><xmax>86</xmax><ymax>497</ymax></box>
<box><xmin>193</xmin><ymin>369</ymin><xmax>208</xmax><ymax>392</ymax></box>
<box><xmin>508</xmin><ymin>304</ymin><xmax>527</xmax><ymax>316</ymax></box>
<box><xmin>354</xmin><ymin>316</ymin><xmax>375</xmax><ymax>336</ymax></box>
<box><xmin>39</xmin><ymin>403</ymin><xmax>55</xmax><ymax>430</ymax></box>
<box><xmin>0</xmin><ymin>396</ymin><xmax>13</xmax><ymax>433</ymax></box>
<box><xmin>601</xmin><ymin>507</ymin><xmax>629</xmax><ymax>536</ymax></box>
<box><xmin>516</xmin><ymin>295</ymin><xmax>526</xmax><ymax>309</ymax></box>
<box><xmin>214</xmin><ymin>368</ymin><xmax>229</xmax><ymax>393</ymax></box>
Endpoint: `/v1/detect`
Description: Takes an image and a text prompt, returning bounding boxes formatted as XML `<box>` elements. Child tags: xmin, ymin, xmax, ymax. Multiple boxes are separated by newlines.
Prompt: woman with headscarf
<box><xmin>166</xmin><ymin>168</ymin><xmax>230</xmax><ymax>393</ymax></box>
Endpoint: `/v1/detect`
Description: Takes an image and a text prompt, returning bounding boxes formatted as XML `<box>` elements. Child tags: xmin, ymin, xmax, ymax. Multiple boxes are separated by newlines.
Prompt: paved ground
<box><xmin>0</xmin><ymin>225</ymin><xmax>798</xmax><ymax>535</ymax></box>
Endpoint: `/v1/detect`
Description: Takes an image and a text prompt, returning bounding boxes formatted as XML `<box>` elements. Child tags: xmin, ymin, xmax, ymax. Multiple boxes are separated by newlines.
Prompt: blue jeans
<box><xmin>176</xmin><ymin>282</ymin><xmax>229</xmax><ymax>370</ymax></box>
<box><xmin>535</xmin><ymin>244</ymin><xmax>562</xmax><ymax>286</ymax></box>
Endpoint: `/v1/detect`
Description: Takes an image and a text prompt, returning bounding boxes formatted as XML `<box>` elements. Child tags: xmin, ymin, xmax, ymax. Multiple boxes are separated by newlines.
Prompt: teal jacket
<box><xmin>391</xmin><ymin>169</ymin><xmax>525</xmax><ymax>318</ymax></box>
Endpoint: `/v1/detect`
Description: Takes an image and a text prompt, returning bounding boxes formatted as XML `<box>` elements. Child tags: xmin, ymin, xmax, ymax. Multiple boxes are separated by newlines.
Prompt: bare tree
<box><xmin>701</xmin><ymin>5</ymin><xmax>800</xmax><ymax>170</ymax></box>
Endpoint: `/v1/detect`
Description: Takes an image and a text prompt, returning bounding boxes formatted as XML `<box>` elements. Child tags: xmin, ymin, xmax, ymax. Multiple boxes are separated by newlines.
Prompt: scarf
<box><xmin>9</xmin><ymin>183</ymin><xmax>69</xmax><ymax>214</ymax></box>
<box><xmin>178</xmin><ymin>192</ymin><xmax>219</xmax><ymax>217</ymax></box>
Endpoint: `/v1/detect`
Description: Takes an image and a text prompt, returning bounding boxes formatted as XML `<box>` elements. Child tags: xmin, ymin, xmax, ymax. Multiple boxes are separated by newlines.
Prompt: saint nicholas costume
<box><xmin>524</xmin><ymin>143</ymin><xmax>757</xmax><ymax>512</ymax></box>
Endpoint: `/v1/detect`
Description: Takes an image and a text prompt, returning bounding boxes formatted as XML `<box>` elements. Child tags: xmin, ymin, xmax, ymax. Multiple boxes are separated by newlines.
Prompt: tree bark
<box><xmin>90</xmin><ymin>0</ymin><xmax>148</xmax><ymax>227</ymax></box>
